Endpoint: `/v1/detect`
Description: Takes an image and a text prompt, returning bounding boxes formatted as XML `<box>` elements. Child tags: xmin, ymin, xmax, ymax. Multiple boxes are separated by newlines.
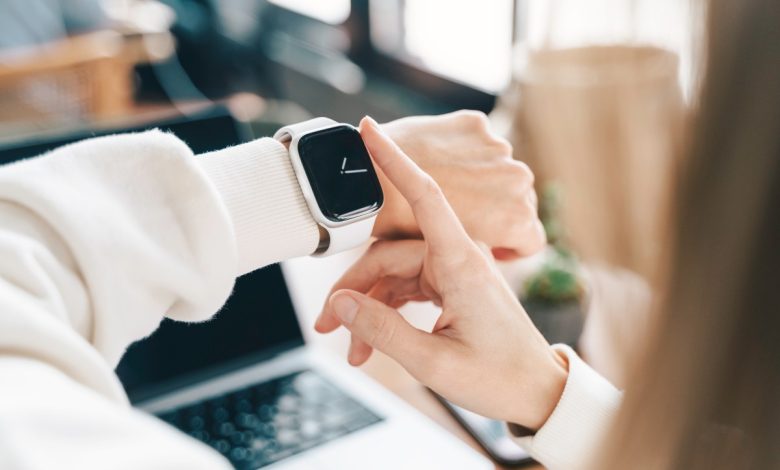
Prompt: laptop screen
<box><xmin>0</xmin><ymin>110</ymin><xmax>306</xmax><ymax>402</ymax></box>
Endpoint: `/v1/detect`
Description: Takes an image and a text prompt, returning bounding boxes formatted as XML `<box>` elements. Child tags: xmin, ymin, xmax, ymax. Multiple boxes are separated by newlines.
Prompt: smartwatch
<box><xmin>274</xmin><ymin>117</ymin><xmax>384</xmax><ymax>256</ymax></box>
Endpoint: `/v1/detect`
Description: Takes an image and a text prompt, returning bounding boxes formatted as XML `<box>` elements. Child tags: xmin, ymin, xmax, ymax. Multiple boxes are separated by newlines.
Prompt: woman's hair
<box><xmin>599</xmin><ymin>0</ymin><xmax>780</xmax><ymax>468</ymax></box>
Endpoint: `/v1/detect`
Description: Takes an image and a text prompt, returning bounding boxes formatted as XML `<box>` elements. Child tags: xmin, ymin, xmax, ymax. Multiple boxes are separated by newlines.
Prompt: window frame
<box><xmin>262</xmin><ymin>0</ymin><xmax>518</xmax><ymax>112</ymax></box>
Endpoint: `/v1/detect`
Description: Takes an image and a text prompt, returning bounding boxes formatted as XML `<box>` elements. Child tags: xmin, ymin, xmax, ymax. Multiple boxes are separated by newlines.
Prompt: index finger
<box><xmin>361</xmin><ymin>116</ymin><xmax>470</xmax><ymax>252</ymax></box>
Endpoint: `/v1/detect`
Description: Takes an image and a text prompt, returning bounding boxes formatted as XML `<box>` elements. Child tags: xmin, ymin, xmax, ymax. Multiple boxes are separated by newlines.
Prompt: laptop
<box><xmin>0</xmin><ymin>110</ymin><xmax>492</xmax><ymax>470</ymax></box>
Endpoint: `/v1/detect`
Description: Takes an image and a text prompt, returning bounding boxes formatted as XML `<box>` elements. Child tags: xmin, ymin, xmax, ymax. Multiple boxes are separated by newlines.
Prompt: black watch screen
<box><xmin>298</xmin><ymin>125</ymin><xmax>383</xmax><ymax>222</ymax></box>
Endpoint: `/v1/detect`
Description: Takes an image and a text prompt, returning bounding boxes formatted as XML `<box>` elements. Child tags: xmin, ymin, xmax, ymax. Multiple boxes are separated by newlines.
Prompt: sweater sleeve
<box><xmin>0</xmin><ymin>130</ymin><xmax>318</xmax><ymax>469</ymax></box>
<box><xmin>196</xmin><ymin>138</ymin><xmax>319</xmax><ymax>275</ymax></box>
<box><xmin>508</xmin><ymin>345</ymin><xmax>623</xmax><ymax>470</ymax></box>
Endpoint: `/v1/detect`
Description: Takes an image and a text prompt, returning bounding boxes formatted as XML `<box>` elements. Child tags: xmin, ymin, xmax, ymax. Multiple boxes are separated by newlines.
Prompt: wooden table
<box><xmin>283</xmin><ymin>249</ymin><xmax>544</xmax><ymax>470</ymax></box>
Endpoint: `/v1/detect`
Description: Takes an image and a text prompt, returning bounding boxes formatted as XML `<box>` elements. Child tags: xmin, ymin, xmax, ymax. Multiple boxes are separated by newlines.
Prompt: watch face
<box><xmin>297</xmin><ymin>125</ymin><xmax>383</xmax><ymax>223</ymax></box>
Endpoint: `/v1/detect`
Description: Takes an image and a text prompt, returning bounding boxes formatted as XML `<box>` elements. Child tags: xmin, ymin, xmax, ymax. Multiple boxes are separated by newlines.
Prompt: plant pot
<box><xmin>521</xmin><ymin>299</ymin><xmax>585</xmax><ymax>347</ymax></box>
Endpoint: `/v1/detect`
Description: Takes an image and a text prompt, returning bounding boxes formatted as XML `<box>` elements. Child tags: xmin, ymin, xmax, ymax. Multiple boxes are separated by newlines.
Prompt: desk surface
<box><xmin>361</xmin><ymin>351</ymin><xmax>543</xmax><ymax>470</ymax></box>
<box><xmin>284</xmin><ymin>249</ymin><xmax>543</xmax><ymax>470</ymax></box>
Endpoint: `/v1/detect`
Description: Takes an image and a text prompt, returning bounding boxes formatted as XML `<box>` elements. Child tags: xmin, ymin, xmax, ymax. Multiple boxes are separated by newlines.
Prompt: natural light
<box><xmin>268</xmin><ymin>0</ymin><xmax>351</xmax><ymax>25</ymax></box>
<box><xmin>401</xmin><ymin>0</ymin><xmax>514</xmax><ymax>92</ymax></box>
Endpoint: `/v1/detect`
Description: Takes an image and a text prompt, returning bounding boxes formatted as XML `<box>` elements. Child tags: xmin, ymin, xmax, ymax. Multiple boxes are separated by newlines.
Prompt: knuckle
<box><xmin>412</xmin><ymin>174</ymin><xmax>443</xmax><ymax>207</ymax></box>
<box><xmin>506</xmin><ymin>160</ymin><xmax>534</xmax><ymax>184</ymax></box>
<box><xmin>425</xmin><ymin>176</ymin><xmax>444</xmax><ymax>198</ymax></box>
<box><xmin>506</xmin><ymin>184</ymin><xmax>538</xmax><ymax>212</ymax></box>
<box><xmin>506</xmin><ymin>179</ymin><xmax>530</xmax><ymax>202</ymax></box>
<box><xmin>456</xmin><ymin>109</ymin><xmax>490</xmax><ymax>129</ymax></box>
<box><xmin>365</xmin><ymin>240</ymin><xmax>392</xmax><ymax>276</ymax></box>
<box><xmin>519</xmin><ymin>162</ymin><xmax>536</xmax><ymax>185</ymax></box>
<box><xmin>440</xmin><ymin>246</ymin><xmax>492</xmax><ymax>281</ymax></box>
<box><xmin>455</xmin><ymin>109</ymin><xmax>484</xmax><ymax>120</ymax></box>
<box><xmin>493</xmin><ymin>136</ymin><xmax>513</xmax><ymax>155</ymax></box>
<box><xmin>437</xmin><ymin>248</ymin><xmax>471</xmax><ymax>271</ymax></box>
<box><xmin>528</xmin><ymin>188</ymin><xmax>539</xmax><ymax>210</ymax></box>
<box><xmin>369</xmin><ymin>313</ymin><xmax>397</xmax><ymax>351</ymax></box>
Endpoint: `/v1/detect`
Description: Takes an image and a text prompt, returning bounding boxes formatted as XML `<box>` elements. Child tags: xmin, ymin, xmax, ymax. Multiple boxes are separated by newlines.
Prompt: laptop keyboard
<box><xmin>157</xmin><ymin>370</ymin><xmax>383</xmax><ymax>469</ymax></box>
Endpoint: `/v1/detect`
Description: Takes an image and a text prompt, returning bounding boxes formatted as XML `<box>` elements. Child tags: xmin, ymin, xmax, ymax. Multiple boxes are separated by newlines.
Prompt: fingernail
<box><xmin>331</xmin><ymin>293</ymin><xmax>359</xmax><ymax>325</ymax></box>
<box><xmin>365</xmin><ymin>115</ymin><xmax>379</xmax><ymax>129</ymax></box>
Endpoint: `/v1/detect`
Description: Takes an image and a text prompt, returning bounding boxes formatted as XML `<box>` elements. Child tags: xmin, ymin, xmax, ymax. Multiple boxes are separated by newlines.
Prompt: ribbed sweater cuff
<box><xmin>196</xmin><ymin>138</ymin><xmax>319</xmax><ymax>275</ymax></box>
<box><xmin>508</xmin><ymin>344</ymin><xmax>622</xmax><ymax>470</ymax></box>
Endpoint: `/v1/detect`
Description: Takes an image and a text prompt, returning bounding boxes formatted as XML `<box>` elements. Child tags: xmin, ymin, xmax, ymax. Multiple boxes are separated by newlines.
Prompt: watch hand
<box><xmin>343</xmin><ymin>169</ymin><xmax>368</xmax><ymax>174</ymax></box>
<box><xmin>341</xmin><ymin>157</ymin><xmax>347</xmax><ymax>170</ymax></box>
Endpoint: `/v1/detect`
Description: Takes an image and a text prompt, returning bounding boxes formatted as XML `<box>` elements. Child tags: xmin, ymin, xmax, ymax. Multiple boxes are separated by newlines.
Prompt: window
<box><xmin>369</xmin><ymin>0</ymin><xmax>514</xmax><ymax>93</ymax></box>
<box><xmin>267</xmin><ymin>0</ymin><xmax>351</xmax><ymax>25</ymax></box>
<box><xmin>257</xmin><ymin>0</ymin><xmax>514</xmax><ymax>111</ymax></box>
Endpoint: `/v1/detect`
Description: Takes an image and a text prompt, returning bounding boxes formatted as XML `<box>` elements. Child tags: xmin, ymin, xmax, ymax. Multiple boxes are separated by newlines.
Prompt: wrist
<box><xmin>508</xmin><ymin>345</ymin><xmax>622</xmax><ymax>466</ymax></box>
<box><xmin>515</xmin><ymin>348</ymin><xmax>569</xmax><ymax>431</ymax></box>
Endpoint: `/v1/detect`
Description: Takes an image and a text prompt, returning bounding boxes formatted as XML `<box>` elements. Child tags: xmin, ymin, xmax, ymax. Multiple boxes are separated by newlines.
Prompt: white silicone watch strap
<box><xmin>273</xmin><ymin>118</ymin><xmax>340</xmax><ymax>143</ymax></box>
<box><xmin>324</xmin><ymin>216</ymin><xmax>375</xmax><ymax>254</ymax></box>
<box><xmin>274</xmin><ymin>118</ymin><xmax>377</xmax><ymax>257</ymax></box>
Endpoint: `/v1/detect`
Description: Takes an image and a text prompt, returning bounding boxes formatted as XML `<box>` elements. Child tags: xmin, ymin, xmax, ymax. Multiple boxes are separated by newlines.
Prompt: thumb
<box><xmin>329</xmin><ymin>289</ymin><xmax>435</xmax><ymax>370</ymax></box>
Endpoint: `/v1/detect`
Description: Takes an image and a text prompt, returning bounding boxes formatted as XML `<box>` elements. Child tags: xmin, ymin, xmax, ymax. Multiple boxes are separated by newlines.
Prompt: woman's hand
<box><xmin>316</xmin><ymin>117</ymin><xmax>568</xmax><ymax>430</ymax></box>
<box><xmin>374</xmin><ymin>111</ymin><xmax>545</xmax><ymax>260</ymax></box>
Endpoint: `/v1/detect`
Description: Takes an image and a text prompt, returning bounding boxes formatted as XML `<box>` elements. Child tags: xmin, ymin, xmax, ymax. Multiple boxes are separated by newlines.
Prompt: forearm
<box><xmin>0</xmin><ymin>131</ymin><xmax>317</xmax><ymax>370</ymax></box>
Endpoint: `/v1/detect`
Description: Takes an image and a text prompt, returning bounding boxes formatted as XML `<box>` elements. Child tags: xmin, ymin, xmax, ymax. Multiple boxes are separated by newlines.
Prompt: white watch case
<box><xmin>274</xmin><ymin>118</ymin><xmax>382</xmax><ymax>256</ymax></box>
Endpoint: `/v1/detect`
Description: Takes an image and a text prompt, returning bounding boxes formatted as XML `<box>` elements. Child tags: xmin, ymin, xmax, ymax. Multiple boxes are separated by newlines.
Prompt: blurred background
<box><xmin>0</xmin><ymin>0</ymin><xmax>693</xmax><ymax>127</ymax></box>
<box><xmin>0</xmin><ymin>0</ymin><xmax>519</xmax><ymax>132</ymax></box>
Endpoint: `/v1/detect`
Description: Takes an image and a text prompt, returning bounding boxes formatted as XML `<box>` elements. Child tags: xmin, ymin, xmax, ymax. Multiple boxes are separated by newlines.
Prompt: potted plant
<box><xmin>520</xmin><ymin>184</ymin><xmax>587</xmax><ymax>346</ymax></box>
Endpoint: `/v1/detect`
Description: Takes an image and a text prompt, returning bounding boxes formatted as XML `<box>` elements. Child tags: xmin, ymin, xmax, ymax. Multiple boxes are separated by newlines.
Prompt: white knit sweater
<box><xmin>0</xmin><ymin>130</ymin><xmax>620</xmax><ymax>469</ymax></box>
